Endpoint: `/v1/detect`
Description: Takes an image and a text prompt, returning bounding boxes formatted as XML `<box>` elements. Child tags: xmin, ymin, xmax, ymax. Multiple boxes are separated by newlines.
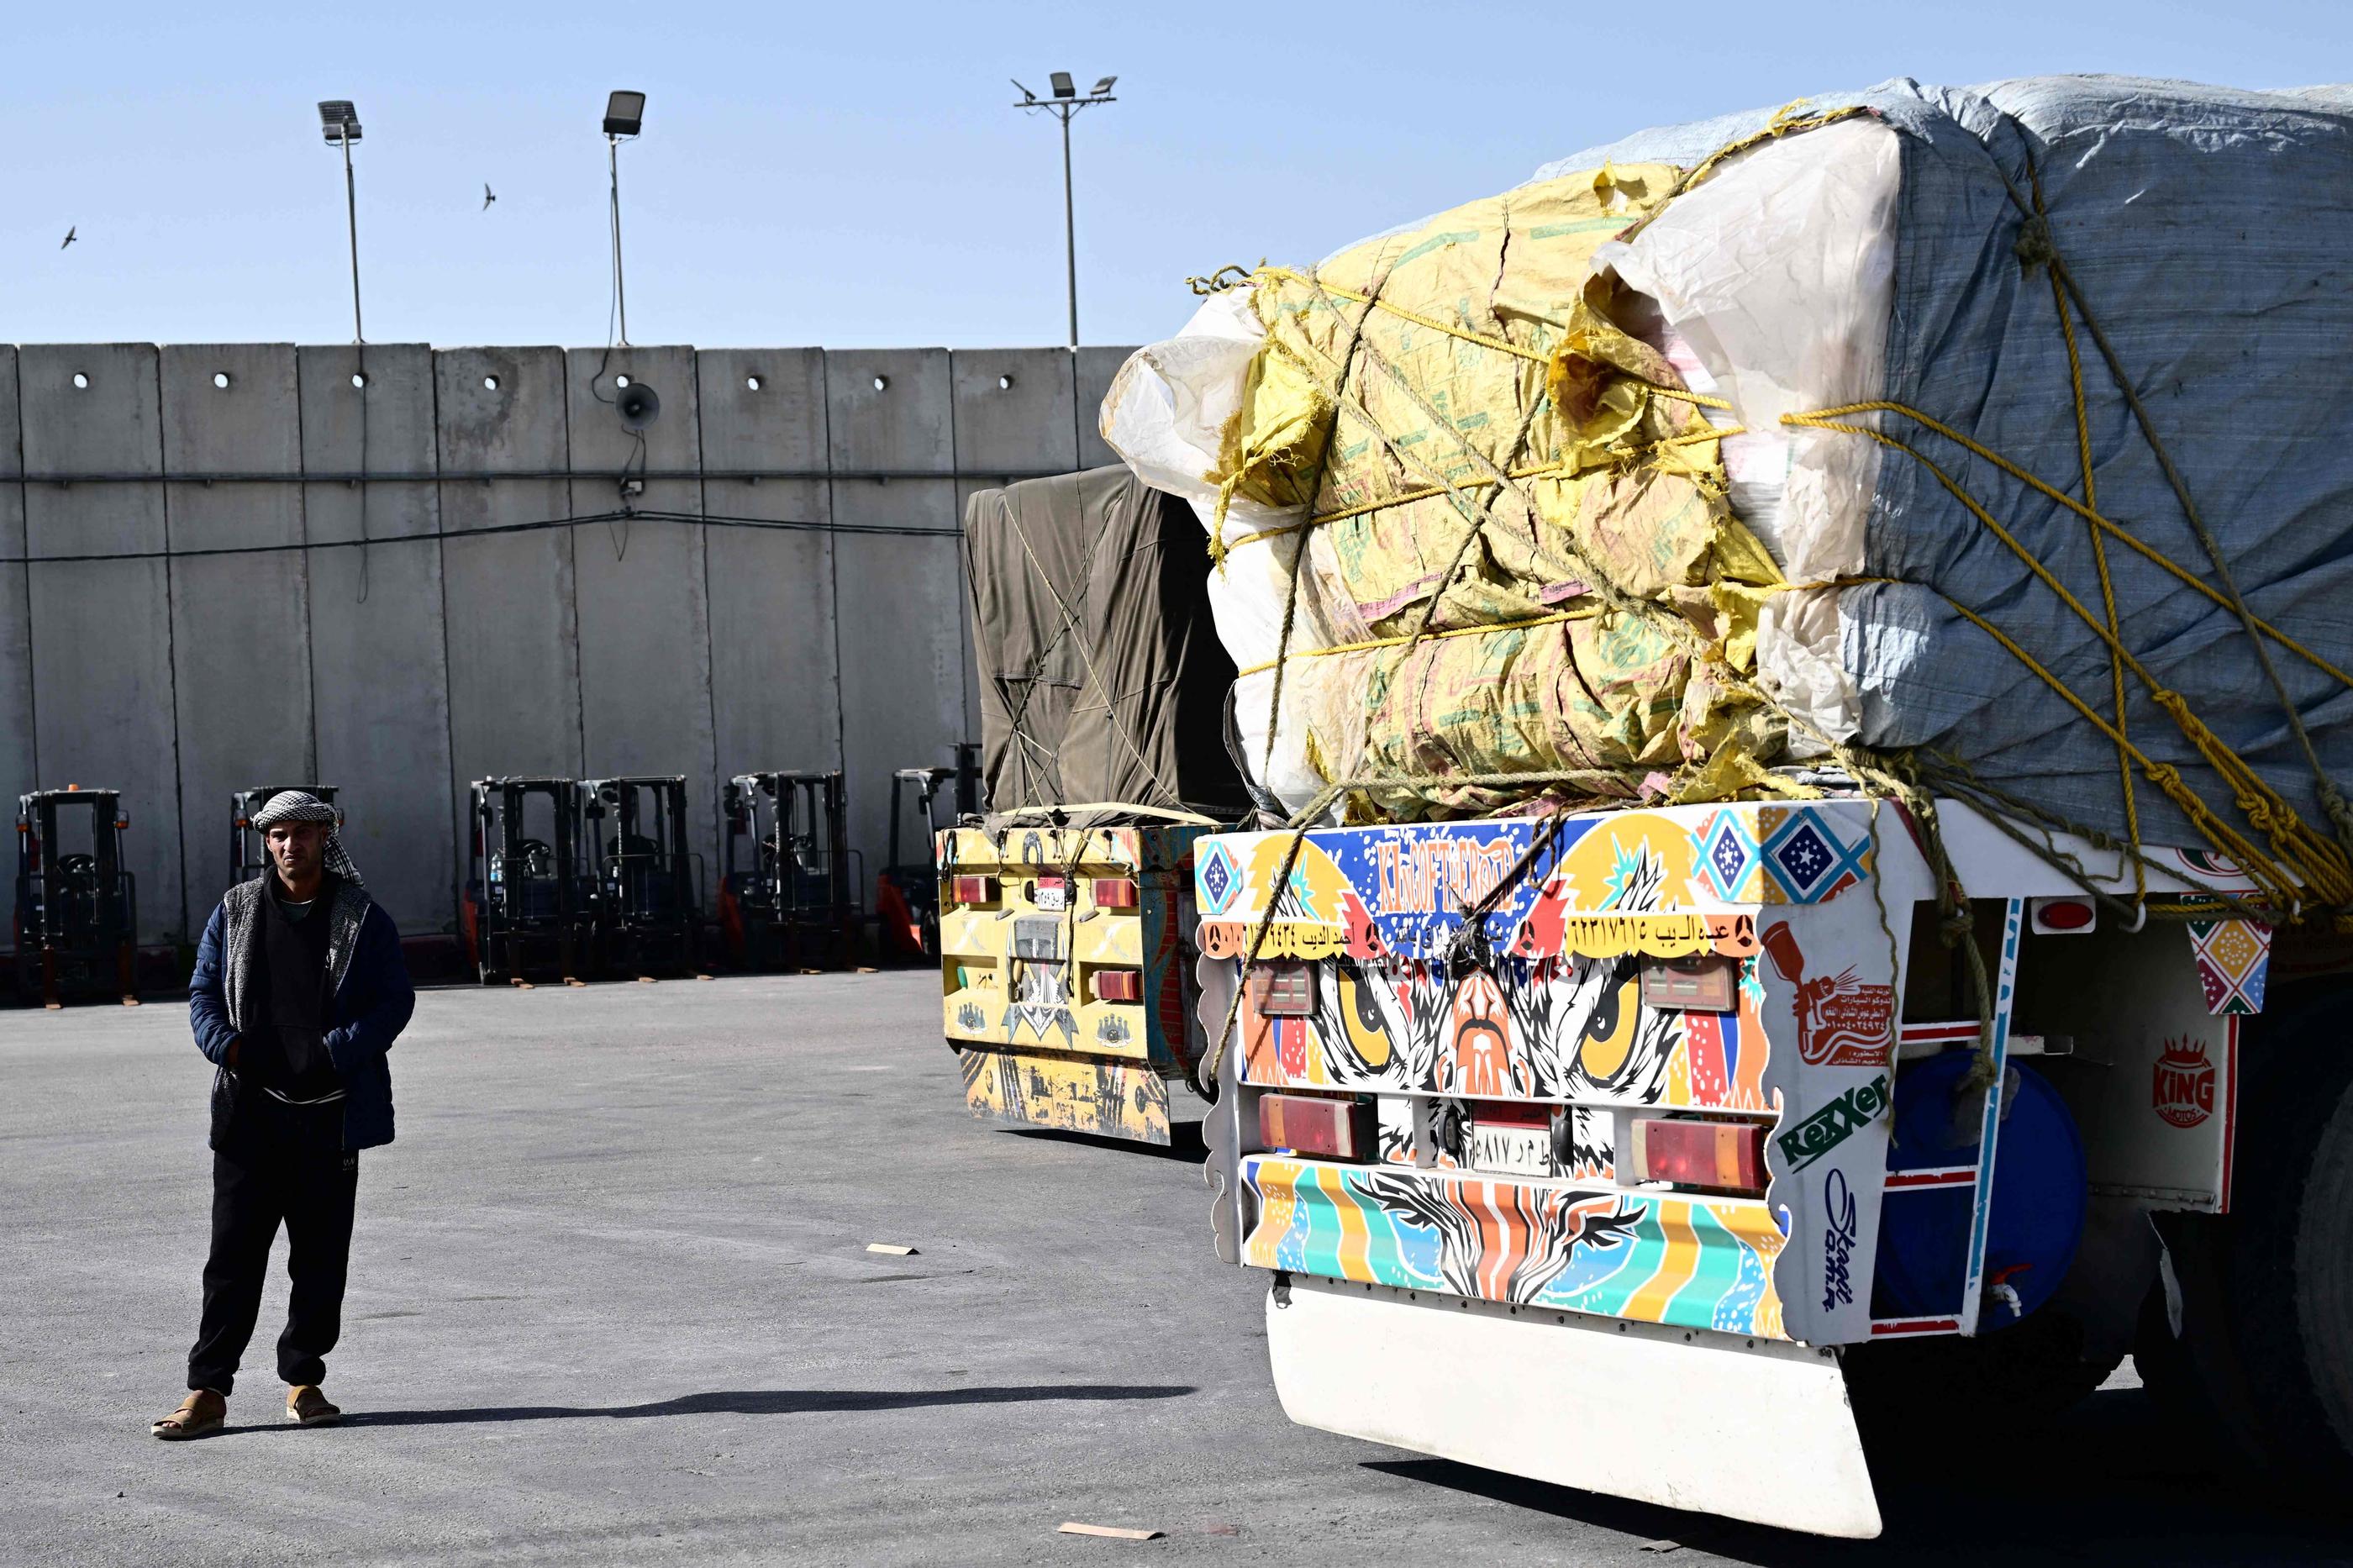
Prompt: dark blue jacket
<box><xmin>188</xmin><ymin>876</ymin><xmax>413</xmax><ymax>1150</ymax></box>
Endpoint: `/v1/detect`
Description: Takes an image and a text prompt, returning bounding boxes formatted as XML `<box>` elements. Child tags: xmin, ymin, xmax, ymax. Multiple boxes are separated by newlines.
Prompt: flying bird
<box><xmin>482</xmin><ymin>183</ymin><xmax>496</xmax><ymax>211</ymax></box>
<box><xmin>60</xmin><ymin>226</ymin><xmax>76</xmax><ymax>250</ymax></box>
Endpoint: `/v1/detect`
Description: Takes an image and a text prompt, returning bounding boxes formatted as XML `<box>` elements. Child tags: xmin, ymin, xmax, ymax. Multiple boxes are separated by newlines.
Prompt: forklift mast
<box><xmin>721</xmin><ymin>771</ymin><xmax>854</xmax><ymax>971</ymax></box>
<box><xmin>879</xmin><ymin>742</ymin><xmax>982</xmax><ymax>961</ymax></box>
<box><xmin>13</xmin><ymin>787</ymin><xmax>139</xmax><ymax>1008</ymax></box>
<box><xmin>581</xmin><ymin>776</ymin><xmax>698</xmax><ymax>978</ymax></box>
<box><xmin>464</xmin><ymin>776</ymin><xmax>592</xmax><ymax>986</ymax></box>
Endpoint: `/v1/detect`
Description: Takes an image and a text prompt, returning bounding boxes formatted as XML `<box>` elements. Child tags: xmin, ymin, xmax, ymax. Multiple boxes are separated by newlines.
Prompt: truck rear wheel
<box><xmin>2139</xmin><ymin>986</ymin><xmax>2353</xmax><ymax>1486</ymax></box>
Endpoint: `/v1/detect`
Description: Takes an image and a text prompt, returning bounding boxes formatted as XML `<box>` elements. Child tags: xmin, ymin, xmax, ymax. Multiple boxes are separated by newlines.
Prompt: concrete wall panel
<box><xmin>1075</xmin><ymin>345</ymin><xmax>1136</xmax><ymax>472</ymax></box>
<box><xmin>162</xmin><ymin>343</ymin><xmax>313</xmax><ymax>913</ymax></box>
<box><xmin>0</xmin><ymin>347</ymin><xmax>34</xmax><ymax>807</ymax></box>
<box><xmin>951</xmin><ymin>348</ymin><xmax>1084</xmax><ymax>752</ymax></box>
<box><xmin>825</xmin><ymin>350</ymin><xmax>964</xmax><ymax>885</ymax></box>
<box><xmin>566</xmin><ymin>346</ymin><xmax>719</xmax><ymax>905</ymax></box>
<box><xmin>697</xmin><ymin>348</ymin><xmax>840</xmax><ymax>801</ymax></box>
<box><xmin>434</xmin><ymin>347</ymin><xmax>581</xmax><ymax>904</ymax></box>
<box><xmin>301</xmin><ymin>344</ymin><xmax>454</xmax><ymax>934</ymax></box>
<box><xmin>4</xmin><ymin>339</ymin><xmax>1128</xmax><ymax>964</ymax></box>
<box><xmin>951</xmin><ymin>348</ymin><xmax>1079</xmax><ymax>480</ymax></box>
<box><xmin>18</xmin><ymin>345</ymin><xmax>182</xmax><ymax>942</ymax></box>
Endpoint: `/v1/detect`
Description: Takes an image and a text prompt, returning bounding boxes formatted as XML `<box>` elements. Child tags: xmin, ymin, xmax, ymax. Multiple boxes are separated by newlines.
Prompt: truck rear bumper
<box><xmin>953</xmin><ymin>1044</ymin><xmax>1173</xmax><ymax>1144</ymax></box>
<box><xmin>1266</xmin><ymin>1273</ymin><xmax>1882</xmax><ymax>1539</ymax></box>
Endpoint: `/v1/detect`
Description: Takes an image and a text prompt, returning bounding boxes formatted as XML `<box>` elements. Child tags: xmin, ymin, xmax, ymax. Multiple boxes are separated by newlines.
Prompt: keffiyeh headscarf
<box><xmin>252</xmin><ymin>790</ymin><xmax>365</xmax><ymax>887</ymax></box>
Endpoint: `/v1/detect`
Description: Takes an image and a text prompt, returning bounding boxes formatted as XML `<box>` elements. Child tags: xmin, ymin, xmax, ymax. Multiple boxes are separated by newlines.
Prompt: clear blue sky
<box><xmin>6</xmin><ymin>1</ymin><xmax>2345</xmax><ymax>350</ymax></box>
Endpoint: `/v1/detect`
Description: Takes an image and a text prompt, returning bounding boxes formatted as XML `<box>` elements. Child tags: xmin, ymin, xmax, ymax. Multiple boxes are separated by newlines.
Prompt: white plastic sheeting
<box><xmin>1101</xmin><ymin>289</ymin><xmax>1340</xmax><ymax>813</ymax></box>
<box><xmin>1108</xmin><ymin>78</ymin><xmax>2353</xmax><ymax>848</ymax></box>
<box><xmin>1596</xmin><ymin>116</ymin><xmax>1902</xmax><ymax>752</ymax></box>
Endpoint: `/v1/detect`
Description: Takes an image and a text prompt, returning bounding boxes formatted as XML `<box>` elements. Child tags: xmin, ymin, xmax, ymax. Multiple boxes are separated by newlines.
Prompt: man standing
<box><xmin>151</xmin><ymin>792</ymin><xmax>413</xmax><ymax>1439</ymax></box>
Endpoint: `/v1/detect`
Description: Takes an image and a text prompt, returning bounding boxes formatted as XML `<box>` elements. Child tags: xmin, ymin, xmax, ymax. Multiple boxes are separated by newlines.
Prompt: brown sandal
<box><xmin>151</xmin><ymin>1389</ymin><xmax>227</xmax><ymax>1440</ymax></box>
<box><xmin>287</xmin><ymin>1385</ymin><xmax>342</xmax><ymax>1427</ymax></box>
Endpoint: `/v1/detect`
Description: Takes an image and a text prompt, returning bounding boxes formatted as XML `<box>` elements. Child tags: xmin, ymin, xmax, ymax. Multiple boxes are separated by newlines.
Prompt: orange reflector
<box><xmin>1630</xmin><ymin>1117</ymin><xmax>1767</xmax><ymax>1194</ymax></box>
<box><xmin>950</xmin><ymin>875</ymin><xmax>997</xmax><ymax>904</ymax></box>
<box><xmin>1246</xmin><ymin>962</ymin><xmax>1315</xmax><ymax>1017</ymax></box>
<box><xmin>1092</xmin><ymin>876</ymin><xmax>1138</xmax><ymax>909</ymax></box>
<box><xmin>1093</xmin><ymin>968</ymin><xmax>1143</xmax><ymax>1002</ymax></box>
<box><xmin>1258</xmin><ymin>1093</ymin><xmax>1364</xmax><ymax>1160</ymax></box>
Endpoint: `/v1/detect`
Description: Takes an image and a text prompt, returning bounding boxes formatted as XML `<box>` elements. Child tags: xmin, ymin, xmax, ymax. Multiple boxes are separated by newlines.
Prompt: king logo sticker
<box><xmin>2153</xmin><ymin>1036</ymin><xmax>2216</xmax><ymax>1129</ymax></box>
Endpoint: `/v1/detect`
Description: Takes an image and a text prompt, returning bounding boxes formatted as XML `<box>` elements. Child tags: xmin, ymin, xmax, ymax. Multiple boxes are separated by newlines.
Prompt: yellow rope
<box><xmin>1220</xmin><ymin>419</ymin><xmax>1743</xmax><ymax>554</ymax></box>
<box><xmin>1200</xmin><ymin>105</ymin><xmax>2347</xmax><ymax>929</ymax></box>
<box><xmin>1933</xmin><ymin>596</ymin><xmax>2316</xmax><ymax>912</ymax></box>
<box><xmin>1232</xmin><ymin>605</ymin><xmax>1608</xmax><ymax>678</ymax></box>
<box><xmin>1253</xmin><ymin>266</ymin><xmax>1738</xmax><ymax>408</ymax></box>
<box><xmin>1784</xmin><ymin>404</ymin><xmax>2353</xmax><ymax>692</ymax></box>
<box><xmin>1793</xmin><ymin>419</ymin><xmax>2350</xmax><ymax>911</ymax></box>
<box><xmin>2034</xmin><ymin>160</ymin><xmax>2145</xmax><ymax>911</ymax></box>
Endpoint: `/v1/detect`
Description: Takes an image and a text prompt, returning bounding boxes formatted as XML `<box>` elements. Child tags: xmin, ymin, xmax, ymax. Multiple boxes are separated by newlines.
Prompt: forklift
<box><xmin>876</xmin><ymin>743</ymin><xmax>981</xmax><ymax>962</ymax></box>
<box><xmin>13</xmin><ymin>787</ymin><xmax>139</xmax><ymax>1008</ymax></box>
<box><xmin>229</xmin><ymin>785</ymin><xmax>339</xmax><ymax>890</ymax></box>
<box><xmin>719</xmin><ymin>771</ymin><xmax>854</xmax><ymax>971</ymax></box>
<box><xmin>463</xmin><ymin>777</ymin><xmax>593</xmax><ymax>986</ymax></box>
<box><xmin>582</xmin><ymin>776</ymin><xmax>698</xmax><ymax>979</ymax></box>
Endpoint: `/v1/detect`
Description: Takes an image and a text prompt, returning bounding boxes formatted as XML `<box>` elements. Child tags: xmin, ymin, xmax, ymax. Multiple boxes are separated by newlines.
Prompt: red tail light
<box><xmin>1640</xmin><ymin>954</ymin><xmax>1738</xmax><ymax>1013</ymax></box>
<box><xmin>950</xmin><ymin>875</ymin><xmax>998</xmax><ymax>904</ymax></box>
<box><xmin>1092</xmin><ymin>876</ymin><xmax>1138</xmax><ymax>909</ymax></box>
<box><xmin>1258</xmin><ymin>1093</ymin><xmax>1366</xmax><ymax>1160</ymax></box>
<box><xmin>1630</xmin><ymin>1117</ymin><xmax>1767</xmax><ymax>1193</ymax></box>
<box><xmin>2030</xmin><ymin>897</ymin><xmax>2096</xmax><ymax>934</ymax></box>
<box><xmin>1246</xmin><ymin>962</ymin><xmax>1315</xmax><ymax>1017</ymax></box>
<box><xmin>1093</xmin><ymin>968</ymin><xmax>1143</xmax><ymax>1002</ymax></box>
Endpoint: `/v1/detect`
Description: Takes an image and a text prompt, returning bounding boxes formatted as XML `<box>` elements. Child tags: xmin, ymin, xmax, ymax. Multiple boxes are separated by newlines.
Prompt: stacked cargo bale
<box><xmin>1103</xmin><ymin>76</ymin><xmax>2353</xmax><ymax>923</ymax></box>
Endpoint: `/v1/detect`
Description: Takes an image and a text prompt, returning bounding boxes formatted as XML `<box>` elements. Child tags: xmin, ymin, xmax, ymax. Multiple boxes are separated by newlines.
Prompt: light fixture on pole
<box><xmin>317</xmin><ymin>100</ymin><xmax>365</xmax><ymax>344</ymax></box>
<box><xmin>1010</xmin><ymin>72</ymin><xmax>1116</xmax><ymax>350</ymax></box>
<box><xmin>603</xmin><ymin>90</ymin><xmax>646</xmax><ymax>346</ymax></box>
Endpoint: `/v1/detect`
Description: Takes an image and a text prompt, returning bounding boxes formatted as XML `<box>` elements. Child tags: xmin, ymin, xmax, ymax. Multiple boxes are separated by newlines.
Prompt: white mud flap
<box><xmin>1266</xmin><ymin>1275</ymin><xmax>1881</xmax><ymax>1539</ymax></box>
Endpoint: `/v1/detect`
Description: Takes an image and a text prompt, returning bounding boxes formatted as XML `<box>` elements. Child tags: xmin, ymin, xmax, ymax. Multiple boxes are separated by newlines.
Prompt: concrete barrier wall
<box><xmin>2</xmin><ymin>343</ymin><xmax>1137</xmax><ymax>947</ymax></box>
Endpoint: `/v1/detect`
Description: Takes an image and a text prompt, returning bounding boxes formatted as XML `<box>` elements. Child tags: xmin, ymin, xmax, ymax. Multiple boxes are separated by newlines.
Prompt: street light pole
<box><xmin>341</xmin><ymin>133</ymin><xmax>363</xmax><ymax>345</ymax></box>
<box><xmin>608</xmin><ymin>134</ymin><xmax>629</xmax><ymax>346</ymax></box>
<box><xmin>602</xmin><ymin>91</ymin><xmax>648</xmax><ymax>349</ymax></box>
<box><xmin>1060</xmin><ymin>109</ymin><xmax>1077</xmax><ymax>351</ymax></box>
<box><xmin>1013</xmin><ymin>73</ymin><xmax>1116</xmax><ymax>351</ymax></box>
<box><xmin>317</xmin><ymin>101</ymin><xmax>365</xmax><ymax>344</ymax></box>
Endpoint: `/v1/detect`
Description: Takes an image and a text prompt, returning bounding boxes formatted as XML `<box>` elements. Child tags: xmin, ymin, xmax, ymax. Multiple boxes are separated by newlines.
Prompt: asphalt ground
<box><xmin>2</xmin><ymin>973</ymin><xmax>2345</xmax><ymax>1566</ymax></box>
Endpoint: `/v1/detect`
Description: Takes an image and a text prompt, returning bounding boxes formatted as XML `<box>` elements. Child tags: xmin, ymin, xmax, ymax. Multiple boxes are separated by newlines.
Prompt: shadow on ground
<box><xmin>1364</xmin><ymin>1386</ymin><xmax>2352</xmax><ymax>1566</ymax></box>
<box><xmin>1003</xmin><ymin>1123</ymin><xmax>1208</xmax><ymax>1164</ymax></box>
<box><xmin>185</xmin><ymin>1384</ymin><xmax>1198</xmax><ymax>1437</ymax></box>
<box><xmin>334</xmin><ymin>1383</ymin><xmax>1198</xmax><ymax>1429</ymax></box>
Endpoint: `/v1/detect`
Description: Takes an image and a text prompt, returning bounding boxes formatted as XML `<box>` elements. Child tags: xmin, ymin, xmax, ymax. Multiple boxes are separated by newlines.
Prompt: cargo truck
<box><xmin>1106</xmin><ymin>76</ymin><xmax>2353</xmax><ymax>1536</ymax></box>
<box><xmin>942</xmin><ymin>467</ymin><xmax>1248</xmax><ymax>1144</ymax></box>
<box><xmin>1189</xmin><ymin>802</ymin><xmax>2345</xmax><ymax>1536</ymax></box>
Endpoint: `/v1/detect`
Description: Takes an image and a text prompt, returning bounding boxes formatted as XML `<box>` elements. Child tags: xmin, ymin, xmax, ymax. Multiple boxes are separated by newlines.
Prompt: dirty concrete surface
<box><xmin>1</xmin><ymin>974</ymin><xmax>2342</xmax><ymax>1565</ymax></box>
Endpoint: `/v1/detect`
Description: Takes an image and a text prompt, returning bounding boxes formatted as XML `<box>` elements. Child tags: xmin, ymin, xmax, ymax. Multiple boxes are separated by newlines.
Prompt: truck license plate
<box><xmin>1468</xmin><ymin>1119</ymin><xmax>1553</xmax><ymax>1176</ymax></box>
<box><xmin>1033</xmin><ymin>878</ymin><xmax>1068</xmax><ymax>911</ymax></box>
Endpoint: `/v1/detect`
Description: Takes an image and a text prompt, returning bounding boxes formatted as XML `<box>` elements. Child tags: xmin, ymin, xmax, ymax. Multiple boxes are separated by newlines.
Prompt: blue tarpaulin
<box><xmin>1542</xmin><ymin>76</ymin><xmax>2353</xmax><ymax>851</ymax></box>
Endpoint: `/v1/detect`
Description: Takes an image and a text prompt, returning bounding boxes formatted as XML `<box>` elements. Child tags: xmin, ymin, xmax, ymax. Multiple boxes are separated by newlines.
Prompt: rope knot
<box><xmin>2013</xmin><ymin>215</ymin><xmax>2056</xmax><ymax>271</ymax></box>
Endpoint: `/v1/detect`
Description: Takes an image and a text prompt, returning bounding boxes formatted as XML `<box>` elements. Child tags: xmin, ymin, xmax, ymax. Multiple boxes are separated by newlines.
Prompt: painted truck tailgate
<box><xmin>938</xmin><ymin>823</ymin><xmax>1207</xmax><ymax>1144</ymax></box>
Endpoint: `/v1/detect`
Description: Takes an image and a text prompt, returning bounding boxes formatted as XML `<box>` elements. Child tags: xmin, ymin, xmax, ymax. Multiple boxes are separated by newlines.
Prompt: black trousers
<box><xmin>187</xmin><ymin>1087</ymin><xmax>359</xmax><ymax>1396</ymax></box>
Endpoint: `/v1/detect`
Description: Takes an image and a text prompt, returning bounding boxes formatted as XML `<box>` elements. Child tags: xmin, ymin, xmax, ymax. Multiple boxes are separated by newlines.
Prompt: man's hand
<box><xmin>224</xmin><ymin>1037</ymin><xmax>241</xmax><ymax>1071</ymax></box>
